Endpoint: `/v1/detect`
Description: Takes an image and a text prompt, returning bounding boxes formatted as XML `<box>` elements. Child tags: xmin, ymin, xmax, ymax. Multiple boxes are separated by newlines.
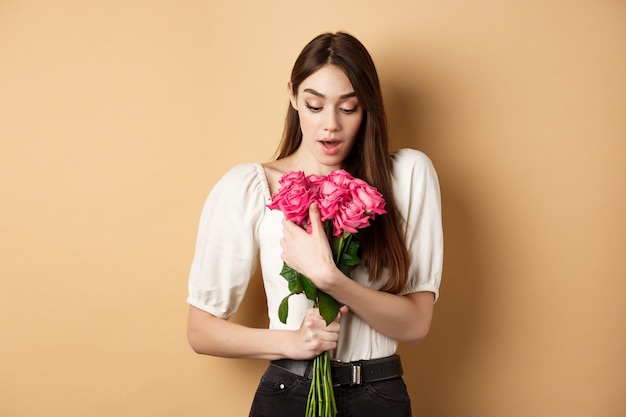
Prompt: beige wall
<box><xmin>1</xmin><ymin>1</ymin><xmax>625</xmax><ymax>416</ymax></box>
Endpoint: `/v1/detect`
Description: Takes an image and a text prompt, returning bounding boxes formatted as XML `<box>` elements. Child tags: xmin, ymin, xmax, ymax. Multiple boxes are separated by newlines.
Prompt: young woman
<box><xmin>187</xmin><ymin>32</ymin><xmax>443</xmax><ymax>417</ymax></box>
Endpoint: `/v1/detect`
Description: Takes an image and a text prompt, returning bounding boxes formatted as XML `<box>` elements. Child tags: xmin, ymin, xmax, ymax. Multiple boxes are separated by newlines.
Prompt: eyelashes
<box><xmin>304</xmin><ymin>102</ymin><xmax>359</xmax><ymax>114</ymax></box>
<box><xmin>305</xmin><ymin>103</ymin><xmax>322</xmax><ymax>112</ymax></box>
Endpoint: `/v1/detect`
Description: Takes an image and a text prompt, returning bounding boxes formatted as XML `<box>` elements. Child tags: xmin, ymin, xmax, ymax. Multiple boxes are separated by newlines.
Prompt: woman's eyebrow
<box><xmin>303</xmin><ymin>88</ymin><xmax>357</xmax><ymax>99</ymax></box>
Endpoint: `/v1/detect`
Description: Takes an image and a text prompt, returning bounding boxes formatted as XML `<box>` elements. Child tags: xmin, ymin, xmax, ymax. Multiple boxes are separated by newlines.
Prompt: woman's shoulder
<box><xmin>390</xmin><ymin>148</ymin><xmax>435</xmax><ymax>173</ymax></box>
<box><xmin>212</xmin><ymin>162</ymin><xmax>270</xmax><ymax>200</ymax></box>
<box><xmin>220</xmin><ymin>162</ymin><xmax>262</xmax><ymax>179</ymax></box>
<box><xmin>217</xmin><ymin>162</ymin><xmax>263</xmax><ymax>184</ymax></box>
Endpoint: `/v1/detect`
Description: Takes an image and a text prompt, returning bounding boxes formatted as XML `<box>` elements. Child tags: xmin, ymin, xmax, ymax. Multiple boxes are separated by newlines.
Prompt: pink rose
<box><xmin>349</xmin><ymin>178</ymin><xmax>387</xmax><ymax>218</ymax></box>
<box><xmin>325</xmin><ymin>169</ymin><xmax>354</xmax><ymax>189</ymax></box>
<box><xmin>306</xmin><ymin>174</ymin><xmax>326</xmax><ymax>195</ymax></box>
<box><xmin>268</xmin><ymin>169</ymin><xmax>386</xmax><ymax>236</ymax></box>
<box><xmin>316</xmin><ymin>181</ymin><xmax>347</xmax><ymax>221</ymax></box>
<box><xmin>332</xmin><ymin>199</ymin><xmax>372</xmax><ymax>236</ymax></box>
<box><xmin>317</xmin><ymin>170</ymin><xmax>353</xmax><ymax>221</ymax></box>
<box><xmin>267</xmin><ymin>171</ymin><xmax>313</xmax><ymax>226</ymax></box>
<box><xmin>278</xmin><ymin>171</ymin><xmax>307</xmax><ymax>189</ymax></box>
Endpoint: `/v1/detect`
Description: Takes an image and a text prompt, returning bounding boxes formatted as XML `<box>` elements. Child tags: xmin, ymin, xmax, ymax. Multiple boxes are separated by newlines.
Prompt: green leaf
<box><xmin>317</xmin><ymin>291</ymin><xmax>340</xmax><ymax>325</ymax></box>
<box><xmin>289</xmin><ymin>274</ymin><xmax>304</xmax><ymax>293</ymax></box>
<box><xmin>301</xmin><ymin>274</ymin><xmax>318</xmax><ymax>300</ymax></box>
<box><xmin>280</xmin><ymin>262</ymin><xmax>296</xmax><ymax>280</ymax></box>
<box><xmin>337</xmin><ymin>262</ymin><xmax>354</xmax><ymax>277</ymax></box>
<box><xmin>340</xmin><ymin>252</ymin><xmax>360</xmax><ymax>266</ymax></box>
<box><xmin>345</xmin><ymin>240</ymin><xmax>359</xmax><ymax>256</ymax></box>
<box><xmin>278</xmin><ymin>295</ymin><xmax>291</xmax><ymax>324</ymax></box>
<box><xmin>280</xmin><ymin>263</ymin><xmax>303</xmax><ymax>293</ymax></box>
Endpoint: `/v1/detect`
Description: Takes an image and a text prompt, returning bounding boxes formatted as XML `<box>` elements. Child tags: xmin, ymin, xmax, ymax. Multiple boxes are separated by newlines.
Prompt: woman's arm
<box><xmin>315</xmin><ymin>275</ymin><xmax>434</xmax><ymax>345</ymax></box>
<box><xmin>187</xmin><ymin>304</ymin><xmax>348</xmax><ymax>360</ymax></box>
<box><xmin>280</xmin><ymin>204</ymin><xmax>435</xmax><ymax>345</ymax></box>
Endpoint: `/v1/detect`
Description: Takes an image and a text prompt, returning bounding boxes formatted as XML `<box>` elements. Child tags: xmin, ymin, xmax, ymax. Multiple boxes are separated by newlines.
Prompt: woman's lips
<box><xmin>319</xmin><ymin>140</ymin><xmax>342</xmax><ymax>155</ymax></box>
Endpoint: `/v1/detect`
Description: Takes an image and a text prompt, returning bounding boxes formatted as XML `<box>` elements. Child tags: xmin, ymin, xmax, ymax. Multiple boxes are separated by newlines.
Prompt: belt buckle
<box><xmin>350</xmin><ymin>362</ymin><xmax>362</xmax><ymax>386</ymax></box>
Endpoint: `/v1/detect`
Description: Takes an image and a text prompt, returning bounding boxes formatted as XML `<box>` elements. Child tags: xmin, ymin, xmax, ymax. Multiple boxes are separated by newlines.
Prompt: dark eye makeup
<box><xmin>304</xmin><ymin>103</ymin><xmax>322</xmax><ymax>112</ymax></box>
<box><xmin>304</xmin><ymin>102</ymin><xmax>359</xmax><ymax>114</ymax></box>
<box><xmin>341</xmin><ymin>107</ymin><xmax>358</xmax><ymax>114</ymax></box>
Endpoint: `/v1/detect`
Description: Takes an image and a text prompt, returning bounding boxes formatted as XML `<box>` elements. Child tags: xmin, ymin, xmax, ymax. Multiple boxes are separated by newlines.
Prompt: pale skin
<box><xmin>187</xmin><ymin>64</ymin><xmax>434</xmax><ymax>360</ymax></box>
<box><xmin>281</xmin><ymin>203</ymin><xmax>435</xmax><ymax>345</ymax></box>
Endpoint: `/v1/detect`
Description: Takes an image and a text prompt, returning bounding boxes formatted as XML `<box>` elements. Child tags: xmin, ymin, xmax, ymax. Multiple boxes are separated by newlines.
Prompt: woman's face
<box><xmin>290</xmin><ymin>64</ymin><xmax>363</xmax><ymax>173</ymax></box>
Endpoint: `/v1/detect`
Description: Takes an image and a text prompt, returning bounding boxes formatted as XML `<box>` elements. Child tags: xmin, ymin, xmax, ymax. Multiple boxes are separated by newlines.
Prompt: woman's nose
<box><xmin>325</xmin><ymin>110</ymin><xmax>340</xmax><ymax>132</ymax></box>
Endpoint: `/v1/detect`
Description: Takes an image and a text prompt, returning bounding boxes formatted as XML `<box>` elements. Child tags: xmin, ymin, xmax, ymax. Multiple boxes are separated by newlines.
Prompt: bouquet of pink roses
<box><xmin>268</xmin><ymin>169</ymin><xmax>386</xmax><ymax>417</ymax></box>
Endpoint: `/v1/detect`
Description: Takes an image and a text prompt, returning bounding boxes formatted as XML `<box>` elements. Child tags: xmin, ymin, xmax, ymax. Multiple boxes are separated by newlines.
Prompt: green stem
<box><xmin>305</xmin><ymin>351</ymin><xmax>336</xmax><ymax>417</ymax></box>
<box><xmin>334</xmin><ymin>237</ymin><xmax>343</xmax><ymax>264</ymax></box>
<box><xmin>335</xmin><ymin>232</ymin><xmax>352</xmax><ymax>265</ymax></box>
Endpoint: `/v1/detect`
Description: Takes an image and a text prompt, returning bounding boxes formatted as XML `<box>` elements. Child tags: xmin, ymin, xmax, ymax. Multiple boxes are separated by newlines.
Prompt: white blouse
<box><xmin>187</xmin><ymin>148</ymin><xmax>443</xmax><ymax>362</ymax></box>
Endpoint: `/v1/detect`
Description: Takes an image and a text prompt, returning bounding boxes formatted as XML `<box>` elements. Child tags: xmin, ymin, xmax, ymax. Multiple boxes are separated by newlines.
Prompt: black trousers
<box><xmin>249</xmin><ymin>364</ymin><xmax>412</xmax><ymax>417</ymax></box>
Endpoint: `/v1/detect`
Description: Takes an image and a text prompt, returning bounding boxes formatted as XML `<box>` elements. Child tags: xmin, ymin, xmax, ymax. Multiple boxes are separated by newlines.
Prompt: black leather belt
<box><xmin>271</xmin><ymin>355</ymin><xmax>403</xmax><ymax>386</ymax></box>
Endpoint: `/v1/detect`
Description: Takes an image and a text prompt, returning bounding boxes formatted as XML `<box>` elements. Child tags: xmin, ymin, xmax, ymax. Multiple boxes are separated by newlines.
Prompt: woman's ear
<box><xmin>288</xmin><ymin>82</ymin><xmax>298</xmax><ymax>111</ymax></box>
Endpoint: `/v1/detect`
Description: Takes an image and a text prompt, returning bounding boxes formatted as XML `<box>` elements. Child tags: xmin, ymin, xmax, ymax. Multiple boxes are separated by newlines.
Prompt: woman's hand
<box><xmin>281</xmin><ymin>204</ymin><xmax>435</xmax><ymax>347</ymax></box>
<box><xmin>280</xmin><ymin>203</ymin><xmax>338</xmax><ymax>290</ymax></box>
<box><xmin>287</xmin><ymin>306</ymin><xmax>349</xmax><ymax>360</ymax></box>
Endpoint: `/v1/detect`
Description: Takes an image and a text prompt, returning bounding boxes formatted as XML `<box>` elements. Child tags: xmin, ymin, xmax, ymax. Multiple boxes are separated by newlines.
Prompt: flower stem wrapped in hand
<box><xmin>268</xmin><ymin>169</ymin><xmax>386</xmax><ymax>417</ymax></box>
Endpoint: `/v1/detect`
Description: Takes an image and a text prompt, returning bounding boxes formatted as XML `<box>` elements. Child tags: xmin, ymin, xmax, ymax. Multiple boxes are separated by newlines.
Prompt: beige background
<box><xmin>1</xmin><ymin>1</ymin><xmax>625</xmax><ymax>416</ymax></box>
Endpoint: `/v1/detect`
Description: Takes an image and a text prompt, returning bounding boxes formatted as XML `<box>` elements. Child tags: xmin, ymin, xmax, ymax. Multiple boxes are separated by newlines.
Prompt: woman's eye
<box><xmin>305</xmin><ymin>103</ymin><xmax>322</xmax><ymax>112</ymax></box>
<box><xmin>341</xmin><ymin>107</ymin><xmax>358</xmax><ymax>114</ymax></box>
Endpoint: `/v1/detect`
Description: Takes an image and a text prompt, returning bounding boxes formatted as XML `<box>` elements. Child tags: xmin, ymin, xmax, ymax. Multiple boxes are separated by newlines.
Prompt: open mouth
<box><xmin>319</xmin><ymin>140</ymin><xmax>342</xmax><ymax>155</ymax></box>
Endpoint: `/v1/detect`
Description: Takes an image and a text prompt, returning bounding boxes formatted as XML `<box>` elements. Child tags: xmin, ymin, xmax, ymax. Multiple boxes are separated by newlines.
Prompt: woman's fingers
<box><xmin>307</xmin><ymin>203</ymin><xmax>323</xmax><ymax>235</ymax></box>
<box><xmin>295</xmin><ymin>308</ymin><xmax>344</xmax><ymax>357</ymax></box>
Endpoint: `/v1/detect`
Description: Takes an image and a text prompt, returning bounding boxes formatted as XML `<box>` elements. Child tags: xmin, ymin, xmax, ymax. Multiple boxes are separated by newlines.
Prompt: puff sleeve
<box><xmin>391</xmin><ymin>149</ymin><xmax>444</xmax><ymax>300</ymax></box>
<box><xmin>187</xmin><ymin>164</ymin><xmax>268</xmax><ymax>318</ymax></box>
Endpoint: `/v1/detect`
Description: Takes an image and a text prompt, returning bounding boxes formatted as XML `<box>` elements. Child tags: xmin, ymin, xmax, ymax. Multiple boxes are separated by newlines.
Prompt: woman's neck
<box><xmin>278</xmin><ymin>149</ymin><xmax>342</xmax><ymax>176</ymax></box>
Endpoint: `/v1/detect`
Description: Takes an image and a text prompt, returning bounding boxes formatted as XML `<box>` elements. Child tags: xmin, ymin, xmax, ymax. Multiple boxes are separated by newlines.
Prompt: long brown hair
<box><xmin>276</xmin><ymin>32</ymin><xmax>409</xmax><ymax>294</ymax></box>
